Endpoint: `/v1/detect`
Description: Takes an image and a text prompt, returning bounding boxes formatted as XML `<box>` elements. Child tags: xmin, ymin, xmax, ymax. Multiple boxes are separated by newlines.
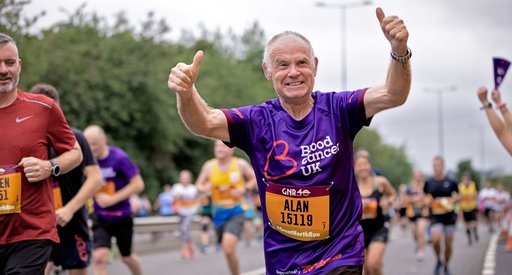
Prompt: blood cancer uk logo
<box><xmin>264</xmin><ymin>140</ymin><xmax>298</xmax><ymax>180</ymax></box>
<box><xmin>300</xmin><ymin>136</ymin><xmax>339</xmax><ymax>176</ymax></box>
<box><xmin>264</xmin><ymin>136</ymin><xmax>340</xmax><ymax>179</ymax></box>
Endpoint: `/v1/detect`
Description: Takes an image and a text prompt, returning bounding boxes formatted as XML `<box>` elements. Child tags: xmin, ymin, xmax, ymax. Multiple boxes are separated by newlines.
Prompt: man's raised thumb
<box><xmin>376</xmin><ymin>7</ymin><xmax>385</xmax><ymax>24</ymax></box>
<box><xmin>192</xmin><ymin>50</ymin><xmax>204</xmax><ymax>72</ymax></box>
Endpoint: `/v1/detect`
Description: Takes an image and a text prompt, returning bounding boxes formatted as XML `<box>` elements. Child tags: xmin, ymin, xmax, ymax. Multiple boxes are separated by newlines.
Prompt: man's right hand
<box><xmin>168</xmin><ymin>50</ymin><xmax>204</xmax><ymax>95</ymax></box>
<box><xmin>491</xmin><ymin>89</ymin><xmax>503</xmax><ymax>105</ymax></box>
<box><xmin>477</xmin><ymin>86</ymin><xmax>489</xmax><ymax>104</ymax></box>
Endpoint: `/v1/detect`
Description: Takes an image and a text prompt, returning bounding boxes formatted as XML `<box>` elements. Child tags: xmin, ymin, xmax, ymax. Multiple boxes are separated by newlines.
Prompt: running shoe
<box><xmin>416</xmin><ymin>250</ymin><xmax>424</xmax><ymax>262</ymax></box>
<box><xmin>434</xmin><ymin>259</ymin><xmax>443</xmax><ymax>275</ymax></box>
<box><xmin>444</xmin><ymin>265</ymin><xmax>452</xmax><ymax>275</ymax></box>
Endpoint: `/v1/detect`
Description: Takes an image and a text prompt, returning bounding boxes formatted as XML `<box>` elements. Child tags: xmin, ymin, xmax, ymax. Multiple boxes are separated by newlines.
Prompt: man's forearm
<box><xmin>54</xmin><ymin>142</ymin><xmax>83</xmax><ymax>174</ymax></box>
<box><xmin>485</xmin><ymin>108</ymin><xmax>506</xmax><ymax>137</ymax></box>
<box><xmin>177</xmin><ymin>89</ymin><xmax>229</xmax><ymax>141</ymax></box>
<box><xmin>498</xmin><ymin>105</ymin><xmax>512</xmax><ymax>130</ymax></box>
<box><xmin>111</xmin><ymin>175</ymin><xmax>145</xmax><ymax>204</ymax></box>
<box><xmin>176</xmin><ymin>89</ymin><xmax>214</xmax><ymax>137</ymax></box>
<box><xmin>64</xmin><ymin>165</ymin><xmax>103</xmax><ymax>214</ymax></box>
<box><xmin>385</xmin><ymin>57</ymin><xmax>411</xmax><ymax>107</ymax></box>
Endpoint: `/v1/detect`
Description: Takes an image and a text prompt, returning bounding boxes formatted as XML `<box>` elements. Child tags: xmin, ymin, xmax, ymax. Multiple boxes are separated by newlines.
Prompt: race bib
<box><xmin>266</xmin><ymin>182</ymin><xmax>330</xmax><ymax>241</ymax></box>
<box><xmin>179</xmin><ymin>199</ymin><xmax>196</xmax><ymax>208</ymax></box>
<box><xmin>97</xmin><ymin>181</ymin><xmax>116</xmax><ymax>196</ymax></box>
<box><xmin>361</xmin><ymin>198</ymin><xmax>378</xmax><ymax>220</ymax></box>
<box><xmin>405</xmin><ymin>205</ymin><xmax>415</xmax><ymax>218</ymax></box>
<box><xmin>212</xmin><ymin>185</ymin><xmax>239</xmax><ymax>207</ymax></box>
<box><xmin>52</xmin><ymin>181</ymin><xmax>63</xmax><ymax>210</ymax></box>
<box><xmin>431</xmin><ymin>198</ymin><xmax>453</xmax><ymax>215</ymax></box>
<box><xmin>0</xmin><ymin>165</ymin><xmax>22</xmax><ymax>214</ymax></box>
<box><xmin>461</xmin><ymin>193</ymin><xmax>474</xmax><ymax>202</ymax></box>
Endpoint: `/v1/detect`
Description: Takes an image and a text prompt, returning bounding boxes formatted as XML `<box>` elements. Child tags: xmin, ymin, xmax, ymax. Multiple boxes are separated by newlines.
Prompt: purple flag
<box><xmin>493</xmin><ymin>57</ymin><xmax>511</xmax><ymax>89</ymax></box>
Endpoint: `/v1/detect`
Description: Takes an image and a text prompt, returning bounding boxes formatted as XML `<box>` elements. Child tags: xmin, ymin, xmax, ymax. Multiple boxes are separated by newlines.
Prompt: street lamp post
<box><xmin>470</xmin><ymin>123</ymin><xmax>487</xmax><ymax>184</ymax></box>
<box><xmin>425</xmin><ymin>86</ymin><xmax>456</xmax><ymax>159</ymax></box>
<box><xmin>316</xmin><ymin>1</ymin><xmax>372</xmax><ymax>91</ymax></box>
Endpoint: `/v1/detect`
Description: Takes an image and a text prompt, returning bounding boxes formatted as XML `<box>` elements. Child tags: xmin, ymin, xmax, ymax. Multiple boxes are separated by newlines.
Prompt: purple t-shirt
<box><xmin>94</xmin><ymin>146</ymin><xmax>140</xmax><ymax>220</ymax></box>
<box><xmin>223</xmin><ymin>90</ymin><xmax>370</xmax><ymax>274</ymax></box>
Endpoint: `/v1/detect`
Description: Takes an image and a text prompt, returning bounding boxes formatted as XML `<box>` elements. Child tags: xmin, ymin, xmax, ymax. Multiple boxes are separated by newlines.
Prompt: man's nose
<box><xmin>287</xmin><ymin>65</ymin><xmax>300</xmax><ymax>77</ymax></box>
<box><xmin>0</xmin><ymin>62</ymin><xmax>8</xmax><ymax>73</ymax></box>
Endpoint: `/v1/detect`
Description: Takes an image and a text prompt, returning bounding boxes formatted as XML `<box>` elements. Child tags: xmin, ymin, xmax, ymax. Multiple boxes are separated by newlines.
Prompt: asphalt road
<box><xmin>82</xmin><ymin>223</ymin><xmax>511</xmax><ymax>275</ymax></box>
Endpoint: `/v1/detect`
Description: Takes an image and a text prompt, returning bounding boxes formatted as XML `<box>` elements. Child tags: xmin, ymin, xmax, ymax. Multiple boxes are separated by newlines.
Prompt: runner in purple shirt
<box><xmin>84</xmin><ymin>125</ymin><xmax>145</xmax><ymax>275</ymax></box>
<box><xmin>168</xmin><ymin>7</ymin><xmax>411</xmax><ymax>275</ymax></box>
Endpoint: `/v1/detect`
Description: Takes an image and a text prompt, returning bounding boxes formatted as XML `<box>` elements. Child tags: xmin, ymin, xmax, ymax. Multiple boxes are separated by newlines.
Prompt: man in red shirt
<box><xmin>0</xmin><ymin>32</ymin><xmax>82</xmax><ymax>275</ymax></box>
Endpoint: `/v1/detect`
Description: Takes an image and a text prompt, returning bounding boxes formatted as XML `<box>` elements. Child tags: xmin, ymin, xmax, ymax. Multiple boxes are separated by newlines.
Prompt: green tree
<box><xmin>355</xmin><ymin>128</ymin><xmax>413</xmax><ymax>188</ymax></box>
<box><xmin>493</xmin><ymin>175</ymin><xmax>512</xmax><ymax>192</ymax></box>
<box><xmin>13</xmin><ymin>3</ymin><xmax>274</xmax><ymax>200</ymax></box>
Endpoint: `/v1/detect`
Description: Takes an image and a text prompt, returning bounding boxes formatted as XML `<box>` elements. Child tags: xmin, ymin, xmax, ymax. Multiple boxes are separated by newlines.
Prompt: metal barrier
<box><xmin>133</xmin><ymin>215</ymin><xmax>201</xmax><ymax>242</ymax></box>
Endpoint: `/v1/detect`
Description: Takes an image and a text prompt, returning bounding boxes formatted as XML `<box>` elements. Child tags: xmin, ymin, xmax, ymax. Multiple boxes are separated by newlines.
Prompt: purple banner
<box><xmin>493</xmin><ymin>57</ymin><xmax>511</xmax><ymax>89</ymax></box>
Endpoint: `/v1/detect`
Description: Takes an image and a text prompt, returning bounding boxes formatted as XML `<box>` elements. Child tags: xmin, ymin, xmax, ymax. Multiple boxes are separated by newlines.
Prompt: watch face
<box><xmin>54</xmin><ymin>165</ymin><xmax>61</xmax><ymax>176</ymax></box>
<box><xmin>50</xmin><ymin>160</ymin><xmax>61</xmax><ymax>176</ymax></box>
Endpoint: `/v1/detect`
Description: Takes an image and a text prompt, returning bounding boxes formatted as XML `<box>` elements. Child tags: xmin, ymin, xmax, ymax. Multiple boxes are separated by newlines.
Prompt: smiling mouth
<box><xmin>286</xmin><ymin>81</ymin><xmax>303</xmax><ymax>86</ymax></box>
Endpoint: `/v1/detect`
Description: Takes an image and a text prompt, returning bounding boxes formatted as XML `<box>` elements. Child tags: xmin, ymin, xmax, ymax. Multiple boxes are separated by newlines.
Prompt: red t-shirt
<box><xmin>0</xmin><ymin>90</ymin><xmax>77</xmax><ymax>244</ymax></box>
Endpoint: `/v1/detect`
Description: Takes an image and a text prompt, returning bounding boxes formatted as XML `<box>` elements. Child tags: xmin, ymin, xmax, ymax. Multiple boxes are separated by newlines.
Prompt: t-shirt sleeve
<box><xmin>221</xmin><ymin>106</ymin><xmax>254</xmax><ymax>152</ymax></box>
<box><xmin>337</xmin><ymin>88</ymin><xmax>372</xmax><ymax>140</ymax></box>
<box><xmin>117</xmin><ymin>153</ymin><xmax>140</xmax><ymax>182</ymax></box>
<box><xmin>47</xmin><ymin>102</ymin><xmax>76</xmax><ymax>154</ymax></box>
<box><xmin>423</xmin><ymin>180</ymin><xmax>430</xmax><ymax>194</ymax></box>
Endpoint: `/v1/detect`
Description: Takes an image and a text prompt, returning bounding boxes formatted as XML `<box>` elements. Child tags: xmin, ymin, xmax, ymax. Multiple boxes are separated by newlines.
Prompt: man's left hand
<box><xmin>95</xmin><ymin>193</ymin><xmax>116</xmax><ymax>208</ymax></box>
<box><xmin>376</xmin><ymin>7</ymin><xmax>409</xmax><ymax>56</ymax></box>
<box><xmin>56</xmin><ymin>206</ymin><xmax>74</xmax><ymax>227</ymax></box>
<box><xmin>18</xmin><ymin>157</ymin><xmax>52</xmax><ymax>183</ymax></box>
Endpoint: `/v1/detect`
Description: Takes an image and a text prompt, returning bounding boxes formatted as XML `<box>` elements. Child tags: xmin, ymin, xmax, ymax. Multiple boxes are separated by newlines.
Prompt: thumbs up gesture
<box><xmin>376</xmin><ymin>7</ymin><xmax>409</xmax><ymax>56</ymax></box>
<box><xmin>168</xmin><ymin>50</ymin><xmax>204</xmax><ymax>95</ymax></box>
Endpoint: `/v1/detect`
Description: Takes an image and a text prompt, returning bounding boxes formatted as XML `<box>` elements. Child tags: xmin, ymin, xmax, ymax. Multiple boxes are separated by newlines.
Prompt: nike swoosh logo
<box><xmin>16</xmin><ymin>115</ymin><xmax>33</xmax><ymax>123</ymax></box>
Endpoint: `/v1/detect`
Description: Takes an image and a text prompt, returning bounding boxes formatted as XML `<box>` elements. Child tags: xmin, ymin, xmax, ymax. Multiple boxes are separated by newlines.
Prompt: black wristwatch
<box><xmin>49</xmin><ymin>159</ymin><xmax>61</xmax><ymax>177</ymax></box>
<box><xmin>480</xmin><ymin>102</ymin><xmax>492</xmax><ymax>110</ymax></box>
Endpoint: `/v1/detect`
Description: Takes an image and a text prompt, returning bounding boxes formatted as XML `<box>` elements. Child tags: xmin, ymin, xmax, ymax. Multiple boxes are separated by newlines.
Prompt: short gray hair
<box><xmin>262</xmin><ymin>31</ymin><xmax>315</xmax><ymax>73</ymax></box>
<box><xmin>0</xmin><ymin>32</ymin><xmax>16</xmax><ymax>45</ymax></box>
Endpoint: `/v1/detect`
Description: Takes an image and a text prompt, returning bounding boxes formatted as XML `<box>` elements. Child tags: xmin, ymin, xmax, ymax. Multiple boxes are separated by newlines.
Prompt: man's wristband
<box><xmin>390</xmin><ymin>48</ymin><xmax>412</xmax><ymax>63</ymax></box>
<box><xmin>480</xmin><ymin>102</ymin><xmax>492</xmax><ymax>110</ymax></box>
<box><xmin>496</xmin><ymin>102</ymin><xmax>507</xmax><ymax>110</ymax></box>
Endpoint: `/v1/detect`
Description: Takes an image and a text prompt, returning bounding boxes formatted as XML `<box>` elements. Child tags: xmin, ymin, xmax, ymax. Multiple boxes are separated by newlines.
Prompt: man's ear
<box><xmin>313</xmin><ymin>57</ymin><xmax>318</xmax><ymax>76</ymax></box>
<box><xmin>262</xmin><ymin>63</ymin><xmax>272</xmax><ymax>80</ymax></box>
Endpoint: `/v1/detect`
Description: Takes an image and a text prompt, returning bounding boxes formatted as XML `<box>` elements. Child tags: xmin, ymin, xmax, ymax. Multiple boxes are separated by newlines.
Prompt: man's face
<box><xmin>263</xmin><ymin>36</ymin><xmax>318</xmax><ymax>102</ymax></box>
<box><xmin>84</xmin><ymin>132</ymin><xmax>106</xmax><ymax>160</ymax></box>
<box><xmin>0</xmin><ymin>42</ymin><xmax>21</xmax><ymax>94</ymax></box>
<box><xmin>179</xmin><ymin>171</ymin><xmax>192</xmax><ymax>184</ymax></box>
<box><xmin>433</xmin><ymin>158</ymin><xmax>444</xmax><ymax>176</ymax></box>
<box><xmin>414</xmin><ymin>170</ymin><xmax>423</xmax><ymax>182</ymax></box>
<box><xmin>354</xmin><ymin>157</ymin><xmax>372</xmax><ymax>178</ymax></box>
<box><xmin>214</xmin><ymin>140</ymin><xmax>234</xmax><ymax>160</ymax></box>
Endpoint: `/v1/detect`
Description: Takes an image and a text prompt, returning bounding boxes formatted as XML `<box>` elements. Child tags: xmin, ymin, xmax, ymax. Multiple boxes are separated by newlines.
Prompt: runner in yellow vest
<box><xmin>458</xmin><ymin>172</ymin><xmax>479</xmax><ymax>245</ymax></box>
<box><xmin>196</xmin><ymin>140</ymin><xmax>256</xmax><ymax>275</ymax></box>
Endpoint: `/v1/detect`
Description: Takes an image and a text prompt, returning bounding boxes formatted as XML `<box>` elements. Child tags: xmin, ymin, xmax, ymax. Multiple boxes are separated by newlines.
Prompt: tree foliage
<box><xmin>6</xmin><ymin>1</ymin><xmax>275</xmax><ymax>199</ymax></box>
<box><xmin>354</xmin><ymin>128</ymin><xmax>413</xmax><ymax>188</ymax></box>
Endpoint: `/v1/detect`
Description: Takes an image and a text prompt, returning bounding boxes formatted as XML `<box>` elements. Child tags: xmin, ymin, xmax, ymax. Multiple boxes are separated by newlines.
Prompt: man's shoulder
<box><xmin>109</xmin><ymin>145</ymin><xmax>129</xmax><ymax>157</ymax></box>
<box><xmin>16</xmin><ymin>89</ymin><xmax>56</xmax><ymax>109</ymax></box>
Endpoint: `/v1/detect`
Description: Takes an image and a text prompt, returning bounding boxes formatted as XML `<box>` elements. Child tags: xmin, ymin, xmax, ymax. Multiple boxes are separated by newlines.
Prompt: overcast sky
<box><xmin>25</xmin><ymin>0</ymin><xmax>512</xmax><ymax>176</ymax></box>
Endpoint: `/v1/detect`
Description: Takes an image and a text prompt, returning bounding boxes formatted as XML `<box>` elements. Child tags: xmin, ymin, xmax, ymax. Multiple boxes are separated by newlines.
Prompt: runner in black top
<box><xmin>424</xmin><ymin>156</ymin><xmax>458</xmax><ymax>275</ymax></box>
<box><xmin>355</xmin><ymin>154</ymin><xmax>396</xmax><ymax>275</ymax></box>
